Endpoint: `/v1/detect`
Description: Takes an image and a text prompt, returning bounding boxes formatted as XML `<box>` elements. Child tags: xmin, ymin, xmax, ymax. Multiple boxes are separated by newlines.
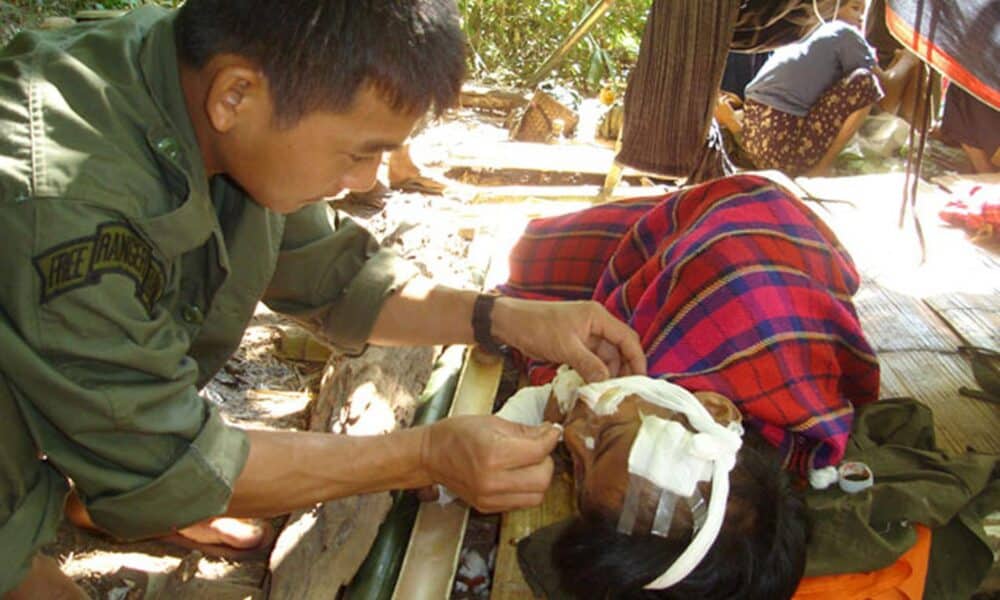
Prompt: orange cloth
<box><xmin>793</xmin><ymin>525</ymin><xmax>932</xmax><ymax>600</ymax></box>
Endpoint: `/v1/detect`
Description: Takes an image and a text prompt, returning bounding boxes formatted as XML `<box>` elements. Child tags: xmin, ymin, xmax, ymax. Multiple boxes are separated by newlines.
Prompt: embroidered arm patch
<box><xmin>33</xmin><ymin>222</ymin><xmax>167</xmax><ymax>313</ymax></box>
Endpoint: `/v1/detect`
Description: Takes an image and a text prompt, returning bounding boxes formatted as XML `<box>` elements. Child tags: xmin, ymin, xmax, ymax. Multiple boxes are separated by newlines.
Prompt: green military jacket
<box><xmin>0</xmin><ymin>5</ymin><xmax>415</xmax><ymax>553</ymax></box>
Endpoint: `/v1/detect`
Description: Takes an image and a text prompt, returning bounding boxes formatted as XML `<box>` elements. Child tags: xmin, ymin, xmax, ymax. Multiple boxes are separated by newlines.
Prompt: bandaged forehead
<box><xmin>573</xmin><ymin>372</ymin><xmax>744</xmax><ymax>590</ymax></box>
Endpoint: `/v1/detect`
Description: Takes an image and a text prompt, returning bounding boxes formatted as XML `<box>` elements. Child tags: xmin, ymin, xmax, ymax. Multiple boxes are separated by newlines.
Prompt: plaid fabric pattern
<box><xmin>499</xmin><ymin>175</ymin><xmax>880</xmax><ymax>473</ymax></box>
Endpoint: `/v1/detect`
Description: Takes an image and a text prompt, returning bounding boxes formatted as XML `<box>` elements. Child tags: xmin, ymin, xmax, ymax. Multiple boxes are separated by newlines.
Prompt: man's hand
<box><xmin>492</xmin><ymin>297</ymin><xmax>646</xmax><ymax>382</ymax></box>
<box><xmin>420</xmin><ymin>415</ymin><xmax>561</xmax><ymax>513</ymax></box>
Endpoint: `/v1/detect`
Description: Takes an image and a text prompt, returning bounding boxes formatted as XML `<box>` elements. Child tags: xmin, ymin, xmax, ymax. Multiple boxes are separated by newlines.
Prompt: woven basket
<box><xmin>509</xmin><ymin>89</ymin><xmax>579</xmax><ymax>143</ymax></box>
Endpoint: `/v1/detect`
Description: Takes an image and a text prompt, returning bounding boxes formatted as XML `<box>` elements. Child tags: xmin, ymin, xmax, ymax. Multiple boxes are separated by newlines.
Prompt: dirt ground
<box><xmin>41</xmin><ymin>92</ymin><xmax>996</xmax><ymax>599</ymax></box>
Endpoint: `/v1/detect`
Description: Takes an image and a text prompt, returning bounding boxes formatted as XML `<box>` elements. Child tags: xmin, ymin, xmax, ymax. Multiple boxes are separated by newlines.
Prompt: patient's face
<box><xmin>557</xmin><ymin>390</ymin><xmax>740</xmax><ymax>531</ymax></box>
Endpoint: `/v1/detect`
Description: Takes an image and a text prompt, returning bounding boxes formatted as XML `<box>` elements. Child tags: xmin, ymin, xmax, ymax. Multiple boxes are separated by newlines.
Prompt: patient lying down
<box><xmin>497</xmin><ymin>366</ymin><xmax>808</xmax><ymax>599</ymax></box>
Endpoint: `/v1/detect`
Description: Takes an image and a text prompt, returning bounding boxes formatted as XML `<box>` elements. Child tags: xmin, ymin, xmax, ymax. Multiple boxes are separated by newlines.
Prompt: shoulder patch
<box><xmin>33</xmin><ymin>221</ymin><xmax>167</xmax><ymax>313</ymax></box>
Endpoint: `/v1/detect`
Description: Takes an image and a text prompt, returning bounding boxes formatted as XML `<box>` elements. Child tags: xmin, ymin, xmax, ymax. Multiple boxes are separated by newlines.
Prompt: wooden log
<box><xmin>268</xmin><ymin>346</ymin><xmax>435</xmax><ymax>600</ymax></box>
<box><xmin>460</xmin><ymin>85</ymin><xmax>529</xmax><ymax>114</ymax></box>
<box><xmin>310</xmin><ymin>346</ymin><xmax>436</xmax><ymax>434</ymax></box>
<box><xmin>39</xmin><ymin>16</ymin><xmax>76</xmax><ymax>29</ymax></box>
<box><xmin>74</xmin><ymin>9</ymin><xmax>128</xmax><ymax>20</ymax></box>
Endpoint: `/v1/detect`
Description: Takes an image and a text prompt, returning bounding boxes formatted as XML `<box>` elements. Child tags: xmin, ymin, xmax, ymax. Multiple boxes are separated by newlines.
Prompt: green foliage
<box><xmin>5</xmin><ymin>1</ymin><xmax>646</xmax><ymax>94</ymax></box>
<box><xmin>1</xmin><ymin>0</ymin><xmax>175</xmax><ymax>45</ymax></box>
<box><xmin>458</xmin><ymin>0</ymin><xmax>648</xmax><ymax>93</ymax></box>
<box><xmin>9</xmin><ymin>0</ymin><xmax>155</xmax><ymax>14</ymax></box>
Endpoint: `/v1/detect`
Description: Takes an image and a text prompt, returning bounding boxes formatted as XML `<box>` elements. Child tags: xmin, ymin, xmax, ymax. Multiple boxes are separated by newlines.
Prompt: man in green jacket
<box><xmin>0</xmin><ymin>1</ymin><xmax>645</xmax><ymax>596</ymax></box>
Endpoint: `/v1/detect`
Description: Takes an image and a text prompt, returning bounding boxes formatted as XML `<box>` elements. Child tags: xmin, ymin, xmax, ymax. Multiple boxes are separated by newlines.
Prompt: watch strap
<box><xmin>472</xmin><ymin>293</ymin><xmax>507</xmax><ymax>355</ymax></box>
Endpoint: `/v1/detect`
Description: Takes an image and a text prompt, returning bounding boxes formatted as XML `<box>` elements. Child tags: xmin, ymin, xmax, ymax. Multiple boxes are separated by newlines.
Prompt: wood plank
<box><xmin>469</xmin><ymin>185</ymin><xmax>669</xmax><ymax>205</ymax></box>
<box><xmin>491</xmin><ymin>473</ymin><xmax>576</xmax><ymax>600</ymax></box>
<box><xmin>446</xmin><ymin>140</ymin><xmax>618</xmax><ymax>176</ymax></box>
<box><xmin>392</xmin><ymin>350</ymin><xmax>503</xmax><ymax>600</ymax></box>
<box><xmin>925</xmin><ymin>293</ymin><xmax>1000</xmax><ymax>351</ymax></box>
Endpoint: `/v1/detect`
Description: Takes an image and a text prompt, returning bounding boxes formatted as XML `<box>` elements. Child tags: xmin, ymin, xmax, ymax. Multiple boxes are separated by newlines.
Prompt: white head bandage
<box><xmin>496</xmin><ymin>365</ymin><xmax>585</xmax><ymax>426</ymax></box>
<box><xmin>496</xmin><ymin>370</ymin><xmax>743</xmax><ymax>590</ymax></box>
<box><xmin>575</xmin><ymin>376</ymin><xmax>743</xmax><ymax>590</ymax></box>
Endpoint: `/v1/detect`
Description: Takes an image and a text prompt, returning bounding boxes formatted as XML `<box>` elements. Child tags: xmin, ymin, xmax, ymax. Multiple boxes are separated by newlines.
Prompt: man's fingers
<box><xmin>478</xmin><ymin>456</ymin><xmax>554</xmax><ymax>498</ymax></box>
<box><xmin>588</xmin><ymin>337</ymin><xmax>622</xmax><ymax>377</ymax></box>
<box><xmin>591</xmin><ymin>310</ymin><xmax>646</xmax><ymax>376</ymax></box>
<box><xmin>567</xmin><ymin>339</ymin><xmax>611</xmax><ymax>383</ymax></box>
<box><xmin>492</xmin><ymin>420</ymin><xmax>561</xmax><ymax>466</ymax></box>
<box><xmin>473</xmin><ymin>491</ymin><xmax>547</xmax><ymax>514</ymax></box>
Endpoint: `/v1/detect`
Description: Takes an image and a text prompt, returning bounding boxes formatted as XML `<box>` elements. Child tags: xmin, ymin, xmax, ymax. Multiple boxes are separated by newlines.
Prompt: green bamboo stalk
<box><xmin>343</xmin><ymin>345</ymin><xmax>466</xmax><ymax>600</ymax></box>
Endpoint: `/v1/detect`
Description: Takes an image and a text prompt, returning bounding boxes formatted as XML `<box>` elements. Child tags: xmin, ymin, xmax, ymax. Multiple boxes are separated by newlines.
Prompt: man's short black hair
<box><xmin>552</xmin><ymin>441</ymin><xmax>809</xmax><ymax>599</ymax></box>
<box><xmin>175</xmin><ymin>0</ymin><xmax>466</xmax><ymax>125</ymax></box>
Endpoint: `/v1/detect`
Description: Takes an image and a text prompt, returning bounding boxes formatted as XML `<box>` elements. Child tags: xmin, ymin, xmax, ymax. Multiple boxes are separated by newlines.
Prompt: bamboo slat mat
<box><xmin>854</xmin><ymin>282</ymin><xmax>958</xmax><ymax>353</ymax></box>
<box><xmin>878</xmin><ymin>352</ymin><xmax>1000</xmax><ymax>454</ymax></box>
<box><xmin>854</xmin><ymin>282</ymin><xmax>1000</xmax><ymax>454</ymax></box>
<box><xmin>491</xmin><ymin>473</ymin><xmax>576</xmax><ymax>600</ymax></box>
<box><xmin>925</xmin><ymin>293</ymin><xmax>1000</xmax><ymax>352</ymax></box>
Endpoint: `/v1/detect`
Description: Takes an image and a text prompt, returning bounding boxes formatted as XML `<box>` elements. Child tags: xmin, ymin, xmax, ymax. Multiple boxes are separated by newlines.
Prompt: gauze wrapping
<box><xmin>496</xmin><ymin>383</ymin><xmax>551</xmax><ymax>426</ymax></box>
<box><xmin>573</xmin><ymin>375</ymin><xmax>743</xmax><ymax>590</ymax></box>
<box><xmin>496</xmin><ymin>365</ymin><xmax>585</xmax><ymax>425</ymax></box>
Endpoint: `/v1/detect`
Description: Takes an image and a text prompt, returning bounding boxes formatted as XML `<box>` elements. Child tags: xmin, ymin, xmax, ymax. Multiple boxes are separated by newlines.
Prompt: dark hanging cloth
<box><xmin>885</xmin><ymin>0</ymin><xmax>1000</xmax><ymax>109</ymax></box>
<box><xmin>720</xmin><ymin>52</ymin><xmax>771</xmax><ymax>99</ymax></box>
<box><xmin>865</xmin><ymin>0</ymin><xmax>902</xmax><ymax>68</ymax></box>
<box><xmin>617</xmin><ymin>0</ymin><xmax>842</xmax><ymax>183</ymax></box>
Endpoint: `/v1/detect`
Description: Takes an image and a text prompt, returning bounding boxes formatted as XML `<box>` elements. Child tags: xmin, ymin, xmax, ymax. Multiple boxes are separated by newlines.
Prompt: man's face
<box><xmin>219</xmin><ymin>85</ymin><xmax>420</xmax><ymax>214</ymax></box>
<box><xmin>559</xmin><ymin>390</ymin><xmax>740</xmax><ymax>528</ymax></box>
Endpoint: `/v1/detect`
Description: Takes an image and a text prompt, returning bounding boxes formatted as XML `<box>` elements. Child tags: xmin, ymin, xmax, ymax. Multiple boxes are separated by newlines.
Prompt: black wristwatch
<box><xmin>472</xmin><ymin>293</ymin><xmax>509</xmax><ymax>355</ymax></box>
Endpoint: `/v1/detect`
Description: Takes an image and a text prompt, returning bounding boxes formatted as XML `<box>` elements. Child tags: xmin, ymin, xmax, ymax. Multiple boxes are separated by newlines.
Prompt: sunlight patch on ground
<box><xmin>796</xmin><ymin>173</ymin><xmax>999</xmax><ymax>298</ymax></box>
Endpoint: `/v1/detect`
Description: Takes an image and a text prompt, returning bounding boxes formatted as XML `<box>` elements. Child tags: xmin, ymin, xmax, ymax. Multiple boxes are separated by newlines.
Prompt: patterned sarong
<box><xmin>742</xmin><ymin>69</ymin><xmax>884</xmax><ymax>175</ymax></box>
<box><xmin>499</xmin><ymin>175</ymin><xmax>880</xmax><ymax>473</ymax></box>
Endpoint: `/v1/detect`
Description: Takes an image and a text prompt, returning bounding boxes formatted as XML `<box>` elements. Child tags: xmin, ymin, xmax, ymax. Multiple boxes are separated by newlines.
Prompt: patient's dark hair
<box><xmin>553</xmin><ymin>442</ymin><xmax>808</xmax><ymax>599</ymax></box>
<box><xmin>175</xmin><ymin>0</ymin><xmax>466</xmax><ymax>125</ymax></box>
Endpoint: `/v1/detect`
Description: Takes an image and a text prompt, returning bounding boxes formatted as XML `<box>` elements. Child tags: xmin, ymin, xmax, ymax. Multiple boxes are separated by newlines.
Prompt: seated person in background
<box><xmin>737</xmin><ymin>0</ymin><xmax>921</xmax><ymax>176</ymax></box>
<box><xmin>940</xmin><ymin>83</ymin><xmax>1000</xmax><ymax>174</ymax></box>
<box><xmin>493</xmin><ymin>173</ymin><xmax>880</xmax><ymax>597</ymax></box>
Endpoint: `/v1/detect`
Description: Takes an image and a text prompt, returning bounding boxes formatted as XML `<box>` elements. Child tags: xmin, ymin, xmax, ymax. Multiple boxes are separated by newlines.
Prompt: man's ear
<box><xmin>204</xmin><ymin>61</ymin><xmax>267</xmax><ymax>134</ymax></box>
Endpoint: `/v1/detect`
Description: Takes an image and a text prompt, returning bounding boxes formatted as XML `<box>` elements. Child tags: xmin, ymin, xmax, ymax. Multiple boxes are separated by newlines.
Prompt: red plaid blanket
<box><xmin>499</xmin><ymin>175</ymin><xmax>880</xmax><ymax>473</ymax></box>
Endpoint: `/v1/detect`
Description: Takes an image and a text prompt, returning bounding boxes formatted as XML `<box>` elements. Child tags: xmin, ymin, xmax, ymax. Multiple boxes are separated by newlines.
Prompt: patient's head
<box><xmin>542</xmin><ymin>373</ymin><xmax>807</xmax><ymax>599</ymax></box>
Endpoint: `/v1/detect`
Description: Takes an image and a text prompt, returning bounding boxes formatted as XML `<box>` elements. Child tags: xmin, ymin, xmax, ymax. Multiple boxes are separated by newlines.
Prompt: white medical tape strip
<box><xmin>644</xmin><ymin>459</ymin><xmax>731</xmax><ymax>590</ymax></box>
<box><xmin>650</xmin><ymin>488</ymin><xmax>680</xmax><ymax>538</ymax></box>
<box><xmin>552</xmin><ymin>365</ymin><xmax>585</xmax><ymax>414</ymax></box>
<box><xmin>686</xmin><ymin>488</ymin><xmax>708</xmax><ymax>534</ymax></box>
<box><xmin>617</xmin><ymin>473</ymin><xmax>644</xmax><ymax>535</ymax></box>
